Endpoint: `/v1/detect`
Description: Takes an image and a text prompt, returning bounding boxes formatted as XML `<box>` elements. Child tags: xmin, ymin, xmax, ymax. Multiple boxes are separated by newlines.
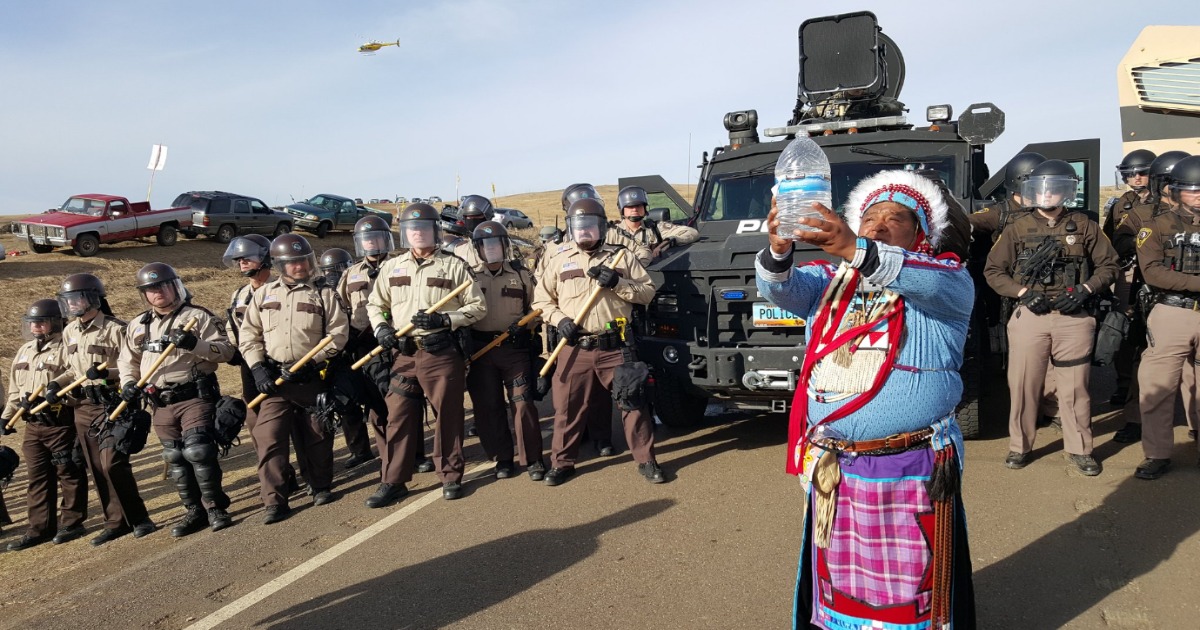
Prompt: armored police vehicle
<box><xmin>626</xmin><ymin>12</ymin><xmax>1100</xmax><ymax>438</ymax></box>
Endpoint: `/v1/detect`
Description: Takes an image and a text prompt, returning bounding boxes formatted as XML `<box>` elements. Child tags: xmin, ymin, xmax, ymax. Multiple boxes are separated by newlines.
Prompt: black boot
<box><xmin>172</xmin><ymin>505</ymin><xmax>210</xmax><ymax>538</ymax></box>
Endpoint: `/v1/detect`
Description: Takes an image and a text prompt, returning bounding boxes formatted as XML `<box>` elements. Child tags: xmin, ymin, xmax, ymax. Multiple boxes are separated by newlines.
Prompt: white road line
<box><xmin>184</xmin><ymin>462</ymin><xmax>493</xmax><ymax>630</ymax></box>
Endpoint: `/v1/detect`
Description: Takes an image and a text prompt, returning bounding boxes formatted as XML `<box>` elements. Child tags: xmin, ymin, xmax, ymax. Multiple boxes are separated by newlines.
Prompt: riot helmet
<box><xmin>618</xmin><ymin>186</ymin><xmax>650</xmax><ymax>222</ymax></box>
<box><xmin>561</xmin><ymin>183</ymin><xmax>601</xmax><ymax>212</ymax></box>
<box><xmin>353</xmin><ymin>215</ymin><xmax>394</xmax><ymax>258</ymax></box>
<box><xmin>1020</xmin><ymin>159</ymin><xmax>1079</xmax><ymax>210</ymax></box>
<box><xmin>318</xmin><ymin>248</ymin><xmax>354</xmax><ymax>286</ymax></box>
<box><xmin>460</xmin><ymin>195</ymin><xmax>493</xmax><ymax>233</ymax></box>
<box><xmin>1168</xmin><ymin>155</ymin><xmax>1200</xmax><ymax>212</ymax></box>
<box><xmin>23</xmin><ymin>299</ymin><xmax>64</xmax><ymax>341</ymax></box>
<box><xmin>136</xmin><ymin>262</ymin><xmax>186</xmax><ymax>311</ymax></box>
<box><xmin>1117</xmin><ymin>149</ymin><xmax>1156</xmax><ymax>190</ymax></box>
<box><xmin>57</xmin><ymin>273</ymin><xmax>106</xmax><ymax>318</ymax></box>
<box><xmin>222</xmin><ymin>234</ymin><xmax>272</xmax><ymax>277</ymax></box>
<box><xmin>472</xmin><ymin>221</ymin><xmax>510</xmax><ymax>265</ymax></box>
<box><xmin>566</xmin><ymin>198</ymin><xmax>608</xmax><ymax>251</ymax></box>
<box><xmin>1150</xmin><ymin>151</ymin><xmax>1191</xmax><ymax>199</ymax></box>
<box><xmin>539</xmin><ymin>225</ymin><xmax>561</xmax><ymax>244</ymax></box>
<box><xmin>1004</xmin><ymin>152</ymin><xmax>1046</xmax><ymax>198</ymax></box>
<box><xmin>270</xmin><ymin>233</ymin><xmax>318</xmax><ymax>283</ymax></box>
<box><xmin>397</xmin><ymin>203</ymin><xmax>441</xmax><ymax>251</ymax></box>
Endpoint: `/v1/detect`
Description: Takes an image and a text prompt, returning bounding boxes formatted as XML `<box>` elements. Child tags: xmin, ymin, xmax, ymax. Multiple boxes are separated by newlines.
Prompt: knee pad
<box><xmin>160</xmin><ymin>439</ymin><xmax>187</xmax><ymax>465</ymax></box>
<box><xmin>182</xmin><ymin>428</ymin><xmax>218</xmax><ymax>464</ymax></box>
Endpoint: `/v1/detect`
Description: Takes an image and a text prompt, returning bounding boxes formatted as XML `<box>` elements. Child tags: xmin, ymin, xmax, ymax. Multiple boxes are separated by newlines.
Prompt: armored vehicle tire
<box><xmin>156</xmin><ymin>224</ymin><xmax>178</xmax><ymax>246</ymax></box>
<box><xmin>215</xmin><ymin>224</ymin><xmax>237</xmax><ymax>244</ymax></box>
<box><xmin>73</xmin><ymin>233</ymin><xmax>100</xmax><ymax>257</ymax></box>
<box><xmin>273</xmin><ymin>222</ymin><xmax>292</xmax><ymax>237</ymax></box>
<box><xmin>956</xmin><ymin>356</ymin><xmax>982</xmax><ymax>439</ymax></box>
<box><xmin>653</xmin><ymin>368</ymin><xmax>709</xmax><ymax>427</ymax></box>
<box><xmin>28</xmin><ymin>238</ymin><xmax>54</xmax><ymax>254</ymax></box>
<box><xmin>316</xmin><ymin>221</ymin><xmax>332</xmax><ymax>238</ymax></box>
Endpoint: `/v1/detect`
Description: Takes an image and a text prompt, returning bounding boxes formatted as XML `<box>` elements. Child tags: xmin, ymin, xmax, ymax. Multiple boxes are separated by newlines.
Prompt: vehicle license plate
<box><xmin>752</xmin><ymin>302</ymin><xmax>805</xmax><ymax>327</ymax></box>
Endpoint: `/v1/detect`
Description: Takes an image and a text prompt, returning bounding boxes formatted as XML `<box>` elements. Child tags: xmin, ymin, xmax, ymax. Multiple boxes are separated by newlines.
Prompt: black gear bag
<box><xmin>213</xmin><ymin>395</ymin><xmax>247</xmax><ymax>456</ymax></box>
<box><xmin>0</xmin><ymin>445</ymin><xmax>19</xmax><ymax>486</ymax></box>
<box><xmin>1093</xmin><ymin>310</ymin><xmax>1130</xmax><ymax>367</ymax></box>
<box><xmin>109</xmin><ymin>407</ymin><xmax>152</xmax><ymax>455</ymax></box>
<box><xmin>612</xmin><ymin>361</ymin><xmax>651</xmax><ymax>412</ymax></box>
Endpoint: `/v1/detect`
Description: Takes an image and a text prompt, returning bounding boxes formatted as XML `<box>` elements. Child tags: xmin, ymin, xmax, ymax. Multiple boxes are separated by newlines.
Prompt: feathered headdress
<box><xmin>844</xmin><ymin>170</ymin><xmax>951</xmax><ymax>251</ymax></box>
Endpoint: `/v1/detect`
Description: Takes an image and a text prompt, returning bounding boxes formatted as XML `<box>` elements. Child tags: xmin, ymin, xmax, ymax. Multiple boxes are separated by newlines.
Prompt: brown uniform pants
<box><xmin>467</xmin><ymin>344</ymin><xmax>543</xmax><ymax>466</ymax></box>
<box><xmin>550</xmin><ymin>346</ymin><xmax>655</xmax><ymax>469</ymax></box>
<box><xmin>241</xmin><ymin>363</ymin><xmax>305</xmax><ymax>483</ymax></box>
<box><xmin>1138</xmin><ymin>305</ymin><xmax>1200</xmax><ymax>459</ymax></box>
<box><xmin>251</xmin><ymin>382</ymin><xmax>333</xmax><ymax>507</ymax></box>
<box><xmin>75</xmin><ymin>402</ymin><xmax>151</xmax><ymax>530</ymax></box>
<box><xmin>152</xmin><ymin>398</ymin><xmax>227</xmax><ymax>510</ymax></box>
<box><xmin>381</xmin><ymin>347</ymin><xmax>465</xmax><ymax>486</ymax></box>
<box><xmin>1007</xmin><ymin>307</ymin><xmax>1096</xmax><ymax>456</ymax></box>
<box><xmin>22</xmin><ymin>409</ymin><xmax>87</xmax><ymax>537</ymax></box>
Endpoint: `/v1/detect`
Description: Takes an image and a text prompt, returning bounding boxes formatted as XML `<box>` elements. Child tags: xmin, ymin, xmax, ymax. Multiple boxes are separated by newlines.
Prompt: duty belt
<box><xmin>811</xmin><ymin>428</ymin><xmax>935</xmax><ymax>456</ymax></box>
<box><xmin>1158</xmin><ymin>293</ymin><xmax>1200</xmax><ymax>312</ymax></box>
<box><xmin>148</xmin><ymin>382</ymin><xmax>199</xmax><ymax>407</ymax></box>
<box><xmin>576</xmin><ymin>331</ymin><xmax>621</xmax><ymax>351</ymax></box>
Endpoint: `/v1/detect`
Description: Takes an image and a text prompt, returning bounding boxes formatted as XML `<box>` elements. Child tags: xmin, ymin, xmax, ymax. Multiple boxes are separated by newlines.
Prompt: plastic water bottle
<box><xmin>774</xmin><ymin>135</ymin><xmax>832</xmax><ymax>239</ymax></box>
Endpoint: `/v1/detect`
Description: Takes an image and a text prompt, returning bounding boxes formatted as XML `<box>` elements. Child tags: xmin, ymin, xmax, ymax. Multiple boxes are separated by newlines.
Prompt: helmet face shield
<box><xmin>139</xmin><ymin>279</ymin><xmax>185</xmax><ymax>310</ymax></box>
<box><xmin>1021</xmin><ymin>175</ymin><xmax>1078</xmax><ymax>210</ymax></box>
<box><xmin>276</xmin><ymin>252</ymin><xmax>318</xmax><ymax>283</ymax></box>
<box><xmin>568</xmin><ymin>214</ymin><xmax>606</xmax><ymax>250</ymax></box>
<box><xmin>22</xmin><ymin>316</ymin><xmax>62</xmax><ymax>341</ymax></box>
<box><xmin>399</xmin><ymin>219</ymin><xmax>439</xmax><ymax>250</ymax></box>
<box><xmin>57</xmin><ymin>290</ymin><xmax>101</xmax><ymax>318</ymax></box>
<box><xmin>1170</xmin><ymin>183</ymin><xmax>1200</xmax><ymax>211</ymax></box>
<box><xmin>222</xmin><ymin>237</ymin><xmax>270</xmax><ymax>277</ymax></box>
<box><xmin>475</xmin><ymin>237</ymin><xmax>507</xmax><ymax>264</ymax></box>
<box><xmin>354</xmin><ymin>230</ymin><xmax>394</xmax><ymax>258</ymax></box>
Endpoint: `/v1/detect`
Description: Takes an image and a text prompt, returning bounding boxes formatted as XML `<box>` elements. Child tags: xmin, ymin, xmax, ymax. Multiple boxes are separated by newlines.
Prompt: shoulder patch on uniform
<box><xmin>1136</xmin><ymin>228</ymin><xmax>1152</xmax><ymax>249</ymax></box>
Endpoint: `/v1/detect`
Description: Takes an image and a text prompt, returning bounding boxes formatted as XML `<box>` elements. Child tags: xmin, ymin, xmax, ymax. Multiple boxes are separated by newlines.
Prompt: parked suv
<box><xmin>176</xmin><ymin>191</ymin><xmax>293</xmax><ymax>244</ymax></box>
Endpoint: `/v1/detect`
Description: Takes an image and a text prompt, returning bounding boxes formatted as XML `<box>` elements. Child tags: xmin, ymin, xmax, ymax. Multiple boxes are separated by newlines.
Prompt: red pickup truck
<box><xmin>14</xmin><ymin>194</ymin><xmax>194</xmax><ymax>257</ymax></box>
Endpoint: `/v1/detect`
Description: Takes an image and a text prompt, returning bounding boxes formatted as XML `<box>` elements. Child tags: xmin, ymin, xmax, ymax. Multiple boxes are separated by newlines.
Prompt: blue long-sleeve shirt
<box><xmin>756</xmin><ymin>243</ymin><xmax>974</xmax><ymax>440</ymax></box>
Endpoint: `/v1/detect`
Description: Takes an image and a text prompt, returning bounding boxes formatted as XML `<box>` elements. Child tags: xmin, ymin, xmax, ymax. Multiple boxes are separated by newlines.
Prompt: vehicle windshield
<box><xmin>700</xmin><ymin>156</ymin><xmax>956</xmax><ymax>221</ymax></box>
<box><xmin>60</xmin><ymin>197</ymin><xmax>107</xmax><ymax>217</ymax></box>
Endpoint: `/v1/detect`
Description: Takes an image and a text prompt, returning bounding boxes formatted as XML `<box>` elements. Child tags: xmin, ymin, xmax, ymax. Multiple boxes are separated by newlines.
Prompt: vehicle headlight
<box><xmin>663</xmin><ymin>346</ymin><xmax>680</xmax><ymax>364</ymax></box>
<box><xmin>653</xmin><ymin>293</ymin><xmax>679</xmax><ymax>314</ymax></box>
<box><xmin>15</xmin><ymin>223</ymin><xmax>26</xmax><ymax>235</ymax></box>
<box><xmin>305</xmin><ymin>214</ymin><xmax>318</xmax><ymax>221</ymax></box>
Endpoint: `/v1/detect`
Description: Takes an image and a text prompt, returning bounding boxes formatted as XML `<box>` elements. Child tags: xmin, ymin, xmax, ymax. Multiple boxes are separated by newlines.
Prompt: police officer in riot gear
<box><xmin>969</xmin><ymin>152</ymin><xmax>1046</xmax><ymax>242</ymax></box>
<box><xmin>3</xmin><ymin>299</ymin><xmax>88</xmax><ymax>551</ymax></box>
<box><xmin>1132</xmin><ymin>155</ymin><xmax>1200</xmax><ymax>479</ymax></box>
<box><xmin>533</xmin><ymin>198</ymin><xmax>662</xmax><ymax>485</ymax></box>
<box><xmin>240</xmin><ymin>234</ymin><xmax>350</xmax><ymax>523</ymax></box>
<box><xmin>50</xmin><ymin>274</ymin><xmax>157</xmax><ymax>545</ymax></box>
<box><xmin>367</xmin><ymin>203</ymin><xmax>486</xmax><ymax>502</ymax></box>
<box><xmin>612</xmin><ymin>185</ymin><xmax>699</xmax><ymax>258</ymax></box>
<box><xmin>459</xmin><ymin>195</ymin><xmax>492</xmax><ymax>234</ymax></box>
<box><xmin>465</xmin><ymin>221</ymin><xmax>545</xmax><ymax>480</ymax></box>
<box><xmin>1148</xmin><ymin>151</ymin><xmax>1191</xmax><ymax>206</ymax></box>
<box><xmin>985</xmin><ymin>159</ymin><xmax>1119</xmax><ymax>476</ymax></box>
<box><xmin>118</xmin><ymin>263</ymin><xmax>237</xmax><ymax>536</ymax></box>
<box><xmin>318</xmin><ymin>248</ymin><xmax>354</xmax><ymax>289</ymax></box>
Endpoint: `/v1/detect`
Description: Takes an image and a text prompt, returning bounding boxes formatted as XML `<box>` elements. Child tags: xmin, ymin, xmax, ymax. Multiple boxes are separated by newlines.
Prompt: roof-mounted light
<box><xmin>764</xmin><ymin>114</ymin><xmax>908</xmax><ymax>138</ymax></box>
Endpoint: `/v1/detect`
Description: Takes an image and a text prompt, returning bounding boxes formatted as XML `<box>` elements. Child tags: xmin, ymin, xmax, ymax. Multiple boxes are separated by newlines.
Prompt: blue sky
<box><xmin>0</xmin><ymin>0</ymin><xmax>1191</xmax><ymax>214</ymax></box>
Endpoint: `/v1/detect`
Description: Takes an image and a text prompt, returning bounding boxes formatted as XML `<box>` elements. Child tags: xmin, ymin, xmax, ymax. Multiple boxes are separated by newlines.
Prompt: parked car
<box><xmin>13</xmin><ymin>194</ymin><xmax>193</xmax><ymax>257</ymax></box>
<box><xmin>284</xmin><ymin>193</ymin><xmax>393</xmax><ymax>238</ymax></box>
<box><xmin>492</xmin><ymin>208</ymin><xmax>533</xmax><ymax>229</ymax></box>
<box><xmin>395</xmin><ymin>196</ymin><xmax>409</xmax><ymax>205</ymax></box>
<box><xmin>427</xmin><ymin>195</ymin><xmax>443</xmax><ymax>204</ymax></box>
<box><xmin>175</xmin><ymin>191</ymin><xmax>293</xmax><ymax>244</ymax></box>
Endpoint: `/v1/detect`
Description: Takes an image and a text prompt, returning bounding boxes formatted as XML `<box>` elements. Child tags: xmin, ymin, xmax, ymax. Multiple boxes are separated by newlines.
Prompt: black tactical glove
<box><xmin>85</xmin><ymin>362</ymin><xmax>107</xmax><ymax>381</ymax></box>
<box><xmin>1</xmin><ymin>419</ymin><xmax>14</xmax><ymax>435</ymax></box>
<box><xmin>278</xmin><ymin>363</ymin><xmax>310</xmax><ymax>384</ymax></box>
<box><xmin>557</xmin><ymin>318</ymin><xmax>581</xmax><ymax>346</ymax></box>
<box><xmin>507</xmin><ymin>322</ymin><xmax>526</xmax><ymax>338</ymax></box>
<box><xmin>168</xmin><ymin>329</ymin><xmax>198</xmax><ymax>351</ymax></box>
<box><xmin>251</xmin><ymin>363</ymin><xmax>279</xmax><ymax>396</ymax></box>
<box><xmin>43</xmin><ymin>381</ymin><xmax>63</xmax><ymax>405</ymax></box>
<box><xmin>228</xmin><ymin>349</ymin><xmax>244</xmax><ymax>367</ymax></box>
<box><xmin>375</xmin><ymin>324</ymin><xmax>400</xmax><ymax>350</ymax></box>
<box><xmin>1052</xmin><ymin>284</ymin><xmax>1088</xmax><ymax>315</ymax></box>
<box><xmin>586</xmin><ymin>264</ymin><xmax>620</xmax><ymax>289</ymax></box>
<box><xmin>411</xmin><ymin>311</ymin><xmax>450</xmax><ymax>330</ymax></box>
<box><xmin>120</xmin><ymin>382</ymin><xmax>142</xmax><ymax>403</ymax></box>
<box><xmin>1019</xmin><ymin>290</ymin><xmax>1051</xmax><ymax>315</ymax></box>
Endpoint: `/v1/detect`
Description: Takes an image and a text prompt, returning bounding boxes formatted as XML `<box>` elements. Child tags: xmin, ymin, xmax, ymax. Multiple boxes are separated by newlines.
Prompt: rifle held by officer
<box><xmin>350</xmin><ymin>279</ymin><xmax>473</xmax><ymax>370</ymax></box>
<box><xmin>30</xmin><ymin>361</ymin><xmax>110</xmax><ymax>415</ymax></box>
<box><xmin>471</xmin><ymin>309</ymin><xmax>543</xmax><ymax>361</ymax></box>
<box><xmin>248</xmin><ymin>334</ymin><xmax>337</xmax><ymax>410</ymax></box>
<box><xmin>536</xmin><ymin>249</ymin><xmax>628</xmax><ymax>395</ymax></box>
<box><xmin>109</xmin><ymin>318</ymin><xmax>199</xmax><ymax>420</ymax></box>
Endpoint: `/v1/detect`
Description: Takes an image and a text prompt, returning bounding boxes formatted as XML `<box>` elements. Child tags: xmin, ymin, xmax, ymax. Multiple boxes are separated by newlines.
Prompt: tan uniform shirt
<box><xmin>1135</xmin><ymin>205</ymin><xmax>1200</xmax><ymax>294</ymax></box>
<box><xmin>239</xmin><ymin>279</ymin><xmax>349</xmax><ymax>366</ymax></box>
<box><xmin>54</xmin><ymin>315</ymin><xmax>126</xmax><ymax>389</ymax></box>
<box><xmin>983</xmin><ymin>210</ymin><xmax>1120</xmax><ymax>299</ymax></box>
<box><xmin>118</xmin><ymin>305</ymin><xmax>234</xmax><ymax>388</ymax></box>
<box><xmin>533</xmin><ymin>242</ymin><xmax>655</xmax><ymax>333</ymax></box>
<box><xmin>472</xmin><ymin>262</ymin><xmax>537</xmax><ymax>332</ymax></box>
<box><xmin>614</xmin><ymin>220</ymin><xmax>700</xmax><ymax>248</ymax></box>
<box><xmin>336</xmin><ymin>258</ymin><xmax>388</xmax><ymax>333</ymax></box>
<box><xmin>3</xmin><ymin>336</ymin><xmax>67</xmax><ymax>419</ymax></box>
<box><xmin>367</xmin><ymin>250</ymin><xmax>486</xmax><ymax>336</ymax></box>
<box><xmin>225</xmin><ymin>282</ymin><xmax>264</xmax><ymax>345</ymax></box>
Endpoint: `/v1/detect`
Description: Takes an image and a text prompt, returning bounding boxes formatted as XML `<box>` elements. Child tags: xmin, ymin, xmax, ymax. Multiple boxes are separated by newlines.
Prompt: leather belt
<box><xmin>576</xmin><ymin>331</ymin><xmax>620</xmax><ymax>351</ymax></box>
<box><xmin>812</xmin><ymin>428</ymin><xmax>935</xmax><ymax>456</ymax></box>
<box><xmin>1158</xmin><ymin>293</ymin><xmax>1200</xmax><ymax>311</ymax></box>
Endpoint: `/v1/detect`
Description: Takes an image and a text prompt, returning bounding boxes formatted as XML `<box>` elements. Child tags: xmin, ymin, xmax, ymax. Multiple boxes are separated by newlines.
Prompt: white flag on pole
<box><xmin>147</xmin><ymin>144</ymin><xmax>168</xmax><ymax>171</ymax></box>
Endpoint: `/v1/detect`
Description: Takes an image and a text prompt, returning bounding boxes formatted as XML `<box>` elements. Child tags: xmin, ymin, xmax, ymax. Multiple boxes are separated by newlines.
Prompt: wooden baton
<box><xmin>109</xmin><ymin>318</ymin><xmax>199</xmax><ymax>420</ymax></box>
<box><xmin>350</xmin><ymin>279</ymin><xmax>473</xmax><ymax>370</ymax></box>
<box><xmin>247</xmin><ymin>334</ymin><xmax>337</xmax><ymax>410</ymax></box>
<box><xmin>470</xmin><ymin>309</ymin><xmax>543</xmax><ymax>361</ymax></box>
<box><xmin>30</xmin><ymin>361</ymin><xmax>110</xmax><ymax>414</ymax></box>
<box><xmin>5</xmin><ymin>385</ymin><xmax>47</xmax><ymax>430</ymax></box>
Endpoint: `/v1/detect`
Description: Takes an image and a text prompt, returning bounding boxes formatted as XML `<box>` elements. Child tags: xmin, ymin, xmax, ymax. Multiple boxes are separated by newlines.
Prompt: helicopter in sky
<box><xmin>358</xmin><ymin>39</ymin><xmax>400</xmax><ymax>55</ymax></box>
